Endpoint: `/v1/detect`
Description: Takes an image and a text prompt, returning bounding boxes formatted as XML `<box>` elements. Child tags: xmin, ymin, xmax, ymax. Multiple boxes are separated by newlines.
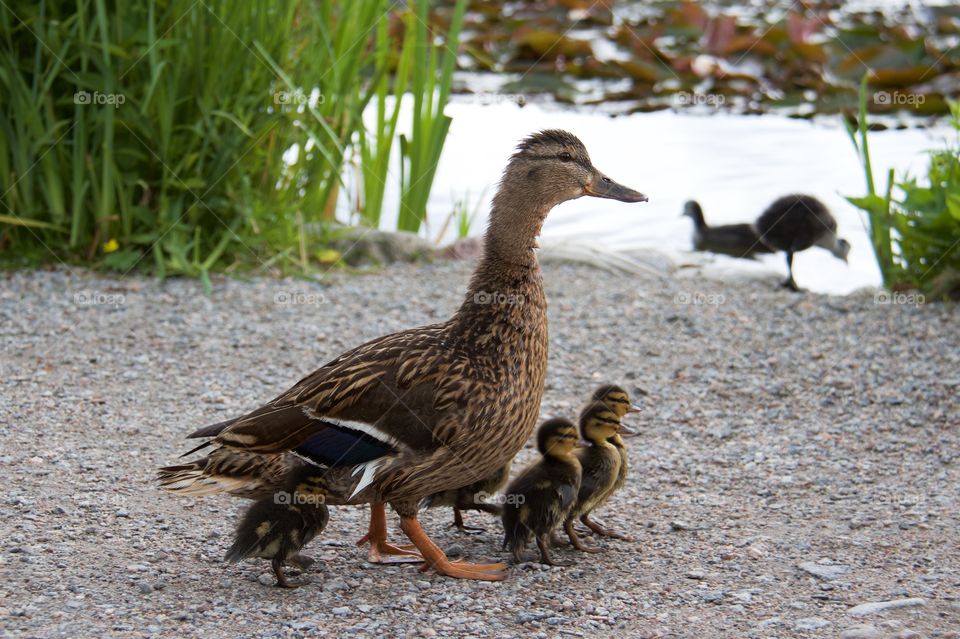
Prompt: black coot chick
<box><xmin>754</xmin><ymin>194</ymin><xmax>850</xmax><ymax>291</ymax></box>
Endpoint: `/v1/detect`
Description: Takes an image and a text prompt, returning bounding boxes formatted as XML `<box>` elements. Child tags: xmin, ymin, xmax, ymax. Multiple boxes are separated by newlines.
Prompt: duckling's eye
<box><xmin>558</xmin><ymin>151</ymin><xmax>572</xmax><ymax>162</ymax></box>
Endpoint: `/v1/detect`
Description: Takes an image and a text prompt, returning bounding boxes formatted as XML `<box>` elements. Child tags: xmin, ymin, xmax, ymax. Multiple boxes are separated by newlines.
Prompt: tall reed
<box><xmin>0</xmin><ymin>0</ymin><xmax>389</xmax><ymax>277</ymax></box>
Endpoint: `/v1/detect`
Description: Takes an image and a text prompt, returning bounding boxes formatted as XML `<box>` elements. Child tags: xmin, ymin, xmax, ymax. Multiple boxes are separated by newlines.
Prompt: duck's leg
<box><xmin>400</xmin><ymin>515</ymin><xmax>507</xmax><ymax>581</ymax></box>
<box><xmin>580</xmin><ymin>514</ymin><xmax>635</xmax><ymax>541</ymax></box>
<box><xmin>564</xmin><ymin>519</ymin><xmax>603</xmax><ymax>553</ymax></box>
<box><xmin>356</xmin><ymin>503</ymin><xmax>424</xmax><ymax>564</ymax></box>
<box><xmin>781</xmin><ymin>251</ymin><xmax>800</xmax><ymax>291</ymax></box>
<box><xmin>536</xmin><ymin>535</ymin><xmax>573</xmax><ymax>567</ymax></box>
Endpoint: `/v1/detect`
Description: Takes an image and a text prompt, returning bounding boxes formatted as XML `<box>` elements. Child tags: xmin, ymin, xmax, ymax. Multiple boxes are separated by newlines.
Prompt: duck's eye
<box><xmin>558</xmin><ymin>151</ymin><xmax>572</xmax><ymax>162</ymax></box>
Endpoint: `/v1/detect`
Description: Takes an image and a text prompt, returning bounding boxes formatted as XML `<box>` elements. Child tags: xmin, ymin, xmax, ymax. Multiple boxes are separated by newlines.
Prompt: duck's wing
<box><xmin>182</xmin><ymin>323</ymin><xmax>468</xmax><ymax>487</ymax></box>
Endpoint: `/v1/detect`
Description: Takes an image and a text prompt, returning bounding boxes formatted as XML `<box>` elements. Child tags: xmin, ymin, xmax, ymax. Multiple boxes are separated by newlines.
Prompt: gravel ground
<box><xmin>1</xmin><ymin>258</ymin><xmax>957</xmax><ymax>639</ymax></box>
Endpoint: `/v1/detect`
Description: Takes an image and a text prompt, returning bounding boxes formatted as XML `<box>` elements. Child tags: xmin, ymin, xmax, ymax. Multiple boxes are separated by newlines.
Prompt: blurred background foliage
<box><xmin>0</xmin><ymin>0</ymin><xmax>957</xmax><ymax>284</ymax></box>
<box><xmin>0</xmin><ymin>0</ymin><xmax>464</xmax><ymax>281</ymax></box>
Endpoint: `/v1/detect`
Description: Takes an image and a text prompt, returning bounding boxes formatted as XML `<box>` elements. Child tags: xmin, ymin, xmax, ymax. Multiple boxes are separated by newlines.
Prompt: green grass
<box><xmin>0</xmin><ymin>0</ymin><xmax>464</xmax><ymax>279</ymax></box>
<box><xmin>845</xmin><ymin>75</ymin><xmax>960</xmax><ymax>299</ymax></box>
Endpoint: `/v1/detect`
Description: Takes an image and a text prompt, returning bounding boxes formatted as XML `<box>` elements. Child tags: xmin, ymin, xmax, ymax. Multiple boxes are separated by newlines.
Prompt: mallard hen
<box><xmin>159</xmin><ymin>130</ymin><xmax>647</xmax><ymax>581</ymax></box>
<box><xmin>753</xmin><ymin>194</ymin><xmax>850</xmax><ymax>291</ymax></box>
<box><xmin>683</xmin><ymin>200</ymin><xmax>771</xmax><ymax>259</ymax></box>
<box><xmin>501</xmin><ymin>418</ymin><xmax>583</xmax><ymax>566</ymax></box>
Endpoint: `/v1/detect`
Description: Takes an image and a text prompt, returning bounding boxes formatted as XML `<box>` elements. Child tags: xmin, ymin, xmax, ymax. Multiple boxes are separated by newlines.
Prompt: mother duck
<box><xmin>159</xmin><ymin>130</ymin><xmax>647</xmax><ymax>581</ymax></box>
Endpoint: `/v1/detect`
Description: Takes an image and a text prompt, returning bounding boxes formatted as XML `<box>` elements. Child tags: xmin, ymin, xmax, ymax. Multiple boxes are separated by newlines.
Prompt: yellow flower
<box><xmin>103</xmin><ymin>239</ymin><xmax>119</xmax><ymax>254</ymax></box>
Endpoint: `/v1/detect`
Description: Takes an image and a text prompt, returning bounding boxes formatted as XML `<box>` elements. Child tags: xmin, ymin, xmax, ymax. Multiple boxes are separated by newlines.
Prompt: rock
<box><xmin>848</xmin><ymin>598</ymin><xmax>926</xmax><ymax>617</ymax></box>
<box><xmin>445</xmin><ymin>544</ymin><xmax>465</xmax><ymax>557</ymax></box>
<box><xmin>135</xmin><ymin>580</ymin><xmax>153</xmax><ymax>594</ymax></box>
<box><xmin>840</xmin><ymin>625</ymin><xmax>881</xmax><ymax>639</ymax></box>
<box><xmin>700</xmin><ymin>590</ymin><xmax>724</xmax><ymax>604</ymax></box>
<box><xmin>331</xmin><ymin>606</ymin><xmax>351</xmax><ymax>616</ymax></box>
<box><xmin>798</xmin><ymin>561</ymin><xmax>850</xmax><ymax>581</ymax></box>
<box><xmin>257</xmin><ymin>573</ymin><xmax>274</xmax><ymax>586</ymax></box>
<box><xmin>670</xmin><ymin>520</ymin><xmax>691</xmax><ymax>531</ymax></box>
<box><xmin>685</xmin><ymin>570</ymin><xmax>706</xmax><ymax>580</ymax></box>
<box><xmin>795</xmin><ymin>617</ymin><xmax>831</xmax><ymax>631</ymax></box>
<box><xmin>323</xmin><ymin>578</ymin><xmax>349</xmax><ymax>592</ymax></box>
<box><xmin>517</xmin><ymin>611</ymin><xmax>549</xmax><ymax>623</ymax></box>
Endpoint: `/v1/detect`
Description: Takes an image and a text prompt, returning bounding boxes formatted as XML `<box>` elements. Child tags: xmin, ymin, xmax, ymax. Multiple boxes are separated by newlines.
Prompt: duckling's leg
<box><xmin>536</xmin><ymin>535</ymin><xmax>573</xmax><ymax>567</ymax></box>
<box><xmin>356</xmin><ymin>503</ymin><xmax>424</xmax><ymax>564</ymax></box>
<box><xmin>399</xmin><ymin>515</ymin><xmax>507</xmax><ymax>581</ymax></box>
<box><xmin>564</xmin><ymin>520</ymin><xmax>603</xmax><ymax>553</ymax></box>
<box><xmin>450</xmin><ymin>508</ymin><xmax>485</xmax><ymax>535</ymax></box>
<box><xmin>272</xmin><ymin>558</ymin><xmax>299</xmax><ymax>589</ymax></box>
<box><xmin>781</xmin><ymin>251</ymin><xmax>800</xmax><ymax>291</ymax></box>
<box><xmin>581</xmin><ymin>515</ymin><xmax>635</xmax><ymax>542</ymax></box>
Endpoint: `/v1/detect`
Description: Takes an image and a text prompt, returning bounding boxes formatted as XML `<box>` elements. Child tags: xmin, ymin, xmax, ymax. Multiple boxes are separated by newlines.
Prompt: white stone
<box><xmin>848</xmin><ymin>598</ymin><xmax>926</xmax><ymax>617</ymax></box>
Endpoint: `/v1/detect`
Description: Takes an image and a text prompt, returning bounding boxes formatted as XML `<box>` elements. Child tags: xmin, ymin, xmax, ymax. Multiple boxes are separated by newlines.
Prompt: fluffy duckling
<box><xmin>563</xmin><ymin>402</ymin><xmax>626</xmax><ymax>551</ymax></box>
<box><xmin>753</xmin><ymin>194</ymin><xmax>850</xmax><ymax>291</ymax></box>
<box><xmin>587</xmin><ymin>384</ymin><xmax>640</xmax><ymax>540</ymax></box>
<box><xmin>224</xmin><ymin>468</ymin><xmax>330</xmax><ymax>588</ymax></box>
<box><xmin>423</xmin><ymin>462</ymin><xmax>511</xmax><ymax>534</ymax></box>
<box><xmin>501</xmin><ymin>418</ymin><xmax>582</xmax><ymax>566</ymax></box>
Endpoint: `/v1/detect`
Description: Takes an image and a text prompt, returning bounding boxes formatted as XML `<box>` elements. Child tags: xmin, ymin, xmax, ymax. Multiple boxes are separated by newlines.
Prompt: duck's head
<box><xmin>499</xmin><ymin>130</ymin><xmax>647</xmax><ymax>212</ymax></box>
<box><xmin>538</xmin><ymin>417</ymin><xmax>582</xmax><ymax>458</ymax></box>
<box><xmin>579</xmin><ymin>402</ymin><xmax>623</xmax><ymax>444</ymax></box>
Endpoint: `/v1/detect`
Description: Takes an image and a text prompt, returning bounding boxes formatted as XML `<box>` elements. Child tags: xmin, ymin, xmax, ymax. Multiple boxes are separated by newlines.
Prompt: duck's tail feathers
<box><xmin>157</xmin><ymin>449</ymin><xmax>290</xmax><ymax>499</ymax></box>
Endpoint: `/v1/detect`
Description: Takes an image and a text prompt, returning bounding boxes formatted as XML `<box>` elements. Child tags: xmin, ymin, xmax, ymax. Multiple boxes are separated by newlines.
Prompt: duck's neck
<box><xmin>455</xmin><ymin>187</ymin><xmax>551</xmax><ymax>319</ymax></box>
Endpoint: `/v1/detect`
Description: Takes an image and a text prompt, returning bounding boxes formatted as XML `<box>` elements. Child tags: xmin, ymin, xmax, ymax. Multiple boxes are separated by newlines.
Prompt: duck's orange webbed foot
<box><xmin>401</xmin><ymin>515</ymin><xmax>507</xmax><ymax>581</ymax></box>
<box><xmin>357</xmin><ymin>503</ymin><xmax>424</xmax><ymax>564</ymax></box>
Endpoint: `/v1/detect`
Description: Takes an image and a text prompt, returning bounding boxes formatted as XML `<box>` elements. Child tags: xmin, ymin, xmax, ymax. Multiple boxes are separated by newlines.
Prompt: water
<box><xmin>362</xmin><ymin>99</ymin><xmax>952</xmax><ymax>295</ymax></box>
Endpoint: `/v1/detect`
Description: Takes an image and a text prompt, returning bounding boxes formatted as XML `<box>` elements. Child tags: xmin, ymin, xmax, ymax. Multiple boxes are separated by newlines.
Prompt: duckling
<box><xmin>224</xmin><ymin>467</ymin><xmax>330</xmax><ymax>588</ymax></box>
<box><xmin>683</xmin><ymin>200</ymin><xmax>772</xmax><ymax>259</ymax></box>
<box><xmin>586</xmin><ymin>384</ymin><xmax>640</xmax><ymax>540</ymax></box>
<box><xmin>501</xmin><ymin>418</ymin><xmax>583</xmax><ymax>566</ymax></box>
<box><xmin>423</xmin><ymin>462</ymin><xmax>511</xmax><ymax>534</ymax></box>
<box><xmin>753</xmin><ymin>194</ymin><xmax>850</xmax><ymax>291</ymax></box>
<box><xmin>563</xmin><ymin>402</ymin><xmax>625</xmax><ymax>552</ymax></box>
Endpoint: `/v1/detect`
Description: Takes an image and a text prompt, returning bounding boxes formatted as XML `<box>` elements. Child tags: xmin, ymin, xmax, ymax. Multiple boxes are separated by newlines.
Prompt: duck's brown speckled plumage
<box><xmin>158</xmin><ymin>130</ymin><xmax>646</xmax><ymax>580</ymax></box>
